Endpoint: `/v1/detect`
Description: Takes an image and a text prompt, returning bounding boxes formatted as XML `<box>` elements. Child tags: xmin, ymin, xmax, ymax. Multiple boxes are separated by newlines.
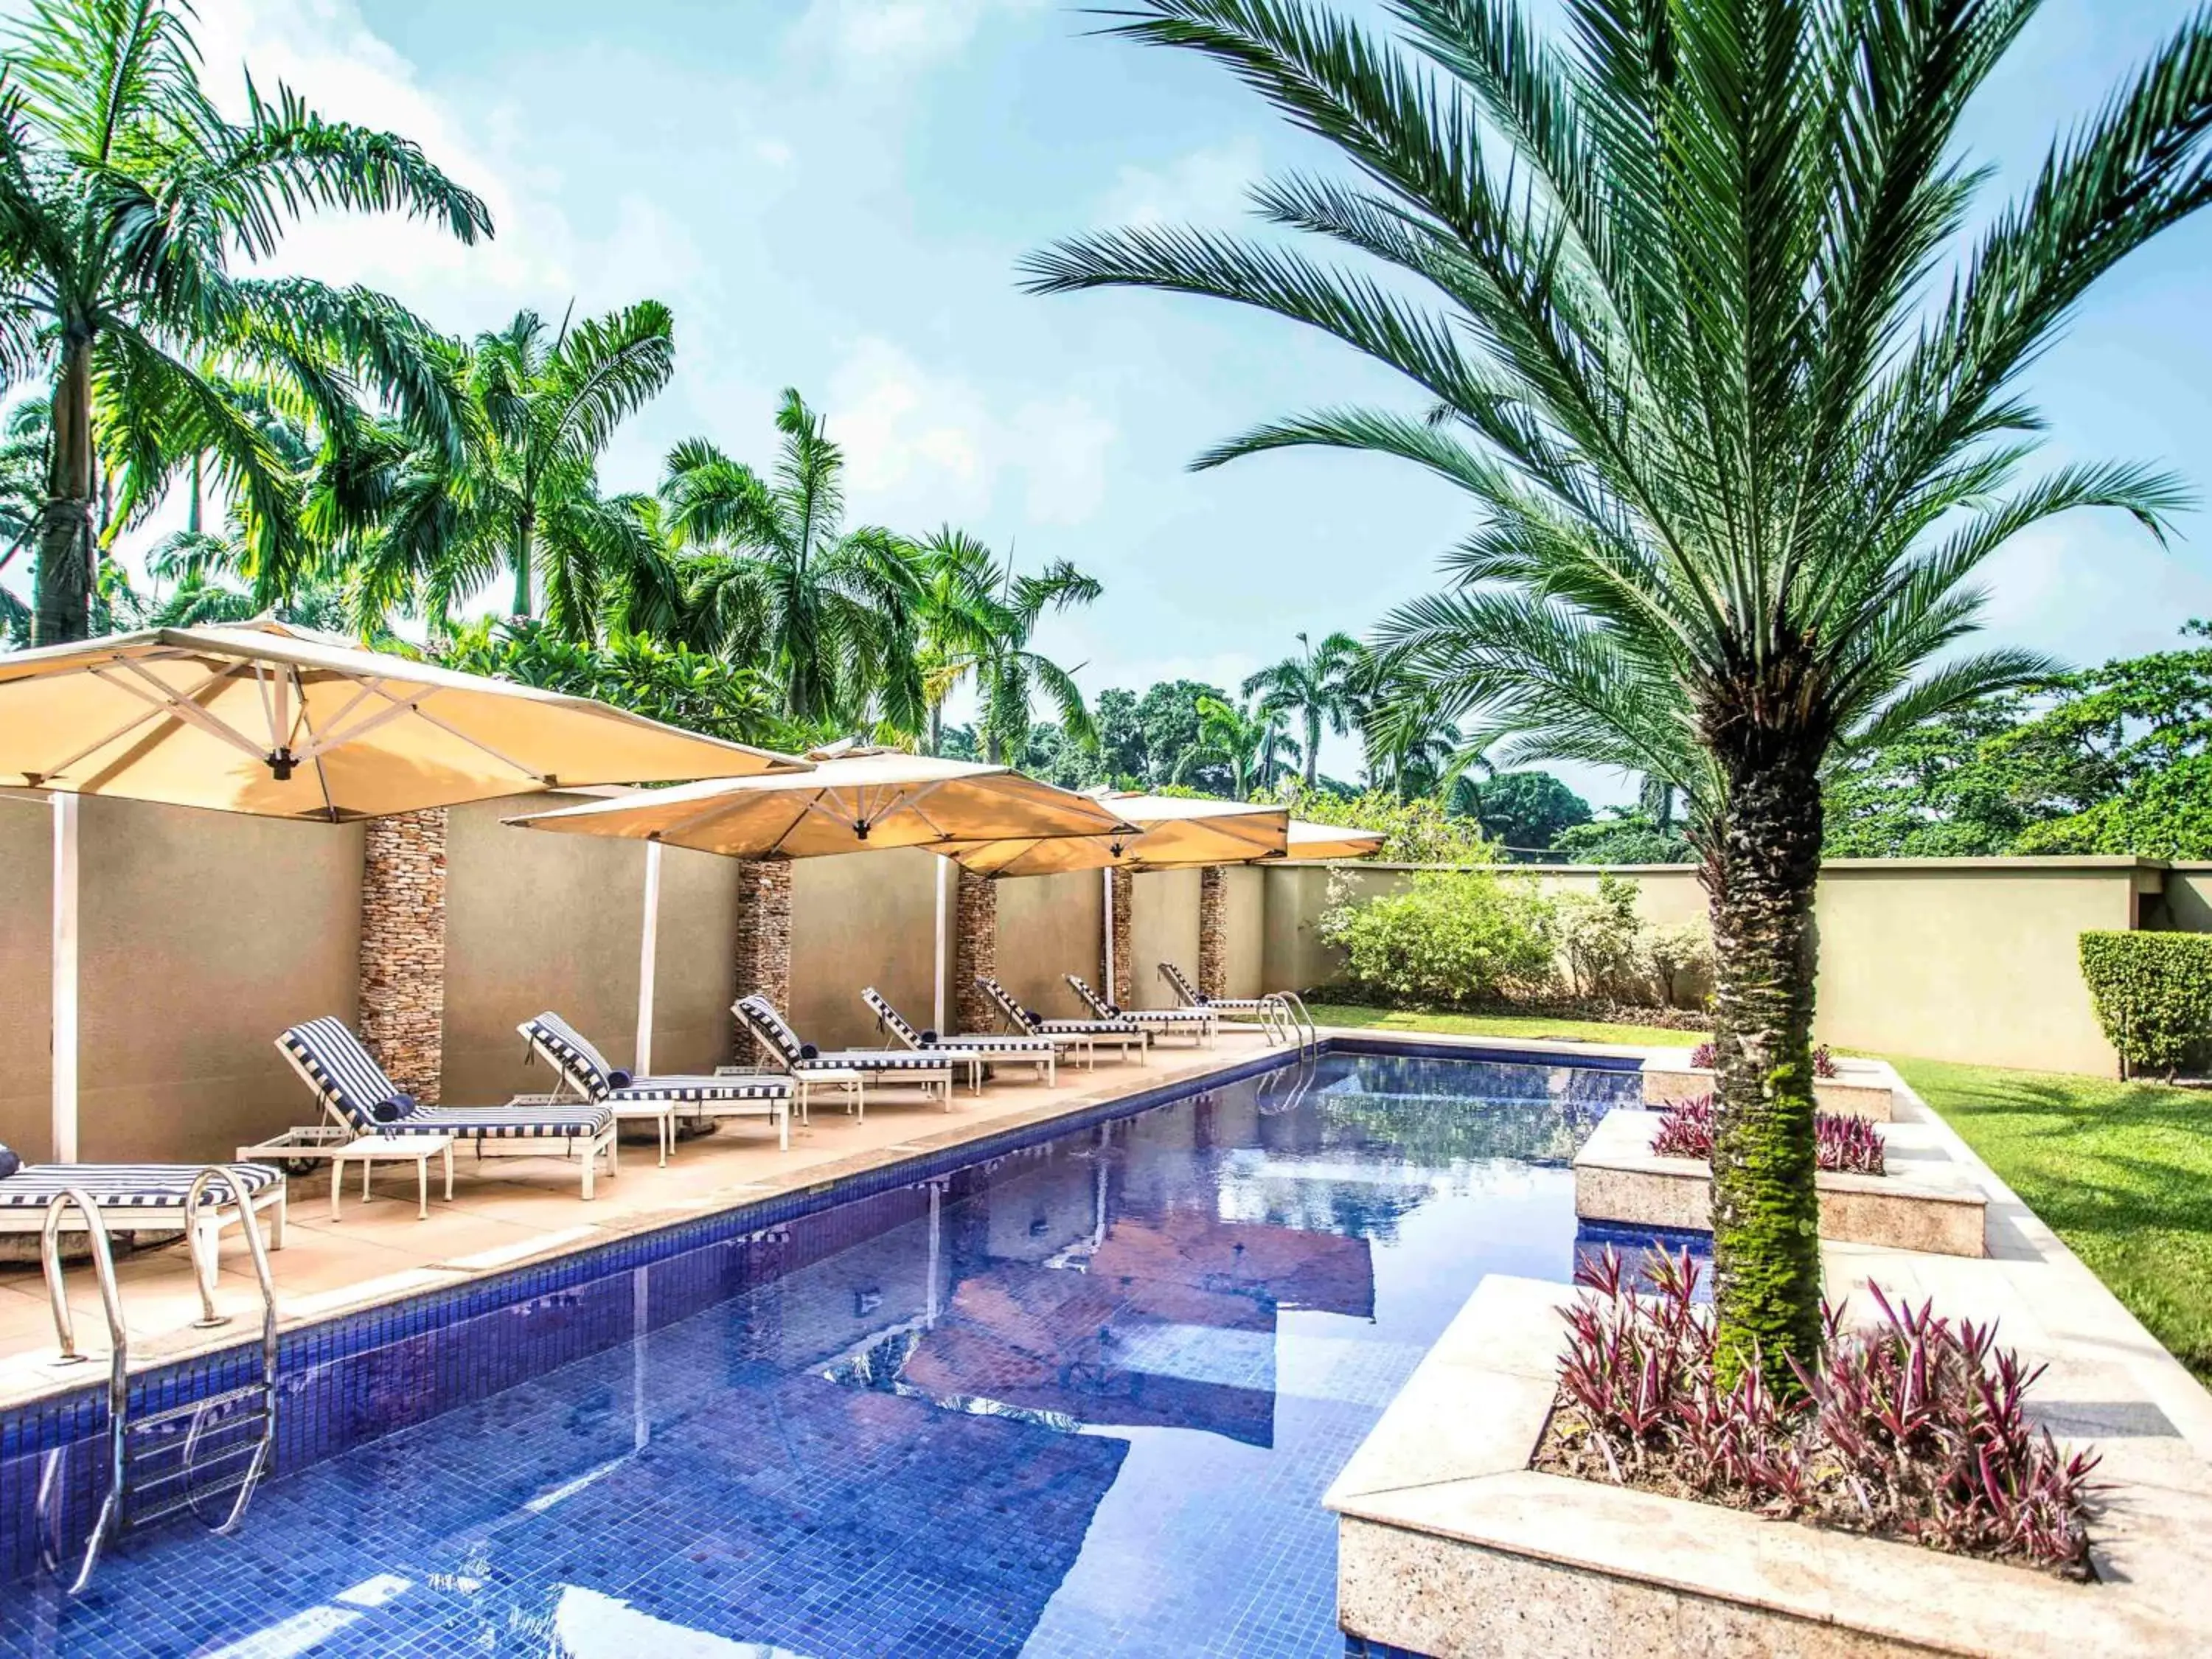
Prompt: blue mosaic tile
<box><xmin>0</xmin><ymin>1045</ymin><xmax>1655</xmax><ymax>1655</ymax></box>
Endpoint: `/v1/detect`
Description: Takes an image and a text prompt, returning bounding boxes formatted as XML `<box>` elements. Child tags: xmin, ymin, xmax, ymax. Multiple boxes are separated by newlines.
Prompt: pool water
<box><xmin>5</xmin><ymin>1049</ymin><xmax>1647</xmax><ymax>1658</ymax></box>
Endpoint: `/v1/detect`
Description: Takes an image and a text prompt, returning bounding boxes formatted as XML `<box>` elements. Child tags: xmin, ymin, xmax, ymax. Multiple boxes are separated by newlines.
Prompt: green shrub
<box><xmin>1554</xmin><ymin>874</ymin><xmax>1645</xmax><ymax>1000</ymax></box>
<box><xmin>2079</xmin><ymin>931</ymin><xmax>2212</xmax><ymax>1079</ymax></box>
<box><xmin>1318</xmin><ymin>869</ymin><xmax>1557</xmax><ymax>1004</ymax></box>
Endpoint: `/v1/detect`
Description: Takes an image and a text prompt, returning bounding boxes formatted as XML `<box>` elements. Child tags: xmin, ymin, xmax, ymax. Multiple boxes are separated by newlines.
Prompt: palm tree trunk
<box><xmin>927</xmin><ymin>700</ymin><xmax>943</xmax><ymax>758</ymax></box>
<box><xmin>1304</xmin><ymin>708</ymin><xmax>1321</xmax><ymax>787</ymax></box>
<box><xmin>511</xmin><ymin>508</ymin><xmax>535</xmax><ymax>617</ymax></box>
<box><xmin>33</xmin><ymin>335</ymin><xmax>96</xmax><ymax>645</ymax></box>
<box><xmin>1703</xmin><ymin>742</ymin><xmax>1826</xmax><ymax>1394</ymax></box>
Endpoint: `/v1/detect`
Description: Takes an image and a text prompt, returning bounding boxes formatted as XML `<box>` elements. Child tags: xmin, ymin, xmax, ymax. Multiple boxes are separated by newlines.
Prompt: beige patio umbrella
<box><xmin>504</xmin><ymin>750</ymin><xmax>1141</xmax><ymax>1046</ymax></box>
<box><xmin>1286</xmin><ymin>821</ymin><xmax>1386</xmax><ymax>861</ymax></box>
<box><xmin>939</xmin><ymin>792</ymin><xmax>1290</xmax><ymax>879</ymax></box>
<box><xmin>0</xmin><ymin>618</ymin><xmax>804</xmax><ymax>1159</ymax></box>
<box><xmin>937</xmin><ymin>793</ymin><xmax>1293</xmax><ymax>1004</ymax></box>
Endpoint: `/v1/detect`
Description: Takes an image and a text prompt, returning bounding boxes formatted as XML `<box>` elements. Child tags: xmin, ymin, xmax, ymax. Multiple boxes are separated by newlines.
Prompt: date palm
<box><xmin>0</xmin><ymin>0</ymin><xmax>490</xmax><ymax>644</ymax></box>
<box><xmin>916</xmin><ymin>526</ymin><xmax>1103</xmax><ymax>762</ymax></box>
<box><xmin>655</xmin><ymin>390</ymin><xmax>927</xmax><ymax>731</ymax></box>
<box><xmin>1244</xmin><ymin>628</ymin><xmax>1364</xmax><ymax>786</ymax></box>
<box><xmin>1025</xmin><ymin>0</ymin><xmax>2212</xmax><ymax>1388</ymax></box>
<box><xmin>349</xmin><ymin>303</ymin><xmax>672</xmax><ymax>639</ymax></box>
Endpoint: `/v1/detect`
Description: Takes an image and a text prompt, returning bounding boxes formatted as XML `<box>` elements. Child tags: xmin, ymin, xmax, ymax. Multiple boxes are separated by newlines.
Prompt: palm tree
<box><xmin>1023</xmin><ymin>0</ymin><xmax>2212</xmax><ymax>1390</ymax></box>
<box><xmin>1186</xmin><ymin>694</ymin><xmax>1300</xmax><ymax>797</ymax></box>
<box><xmin>655</xmin><ymin>391</ymin><xmax>927</xmax><ymax>731</ymax></box>
<box><xmin>0</xmin><ymin>0</ymin><xmax>491</xmax><ymax>644</ymax></box>
<box><xmin>1244</xmin><ymin>630</ymin><xmax>1364</xmax><ymax>786</ymax></box>
<box><xmin>915</xmin><ymin>528</ymin><xmax>1104</xmax><ymax>762</ymax></box>
<box><xmin>351</xmin><ymin>303</ymin><xmax>673</xmax><ymax>639</ymax></box>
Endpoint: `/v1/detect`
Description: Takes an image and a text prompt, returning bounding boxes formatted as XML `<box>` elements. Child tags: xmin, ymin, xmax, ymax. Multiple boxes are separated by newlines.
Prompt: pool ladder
<box><xmin>1259</xmin><ymin>991</ymin><xmax>1321</xmax><ymax>1058</ymax></box>
<box><xmin>34</xmin><ymin>1169</ymin><xmax>280</xmax><ymax>1595</ymax></box>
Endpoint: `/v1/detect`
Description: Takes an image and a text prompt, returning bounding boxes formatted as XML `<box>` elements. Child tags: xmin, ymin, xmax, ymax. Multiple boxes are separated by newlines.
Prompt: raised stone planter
<box><xmin>1327</xmin><ymin>1275</ymin><xmax>2204</xmax><ymax>1658</ymax></box>
<box><xmin>1574</xmin><ymin>1108</ymin><xmax>1986</xmax><ymax>1256</ymax></box>
<box><xmin>1642</xmin><ymin>1055</ymin><xmax>1897</xmax><ymax>1121</ymax></box>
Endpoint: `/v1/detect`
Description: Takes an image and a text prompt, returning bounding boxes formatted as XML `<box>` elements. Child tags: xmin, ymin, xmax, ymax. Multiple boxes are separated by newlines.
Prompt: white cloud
<box><xmin>824</xmin><ymin>337</ymin><xmax>1116</xmax><ymax>534</ymax></box>
<box><xmin>792</xmin><ymin>0</ymin><xmax>1045</xmax><ymax>77</ymax></box>
<box><xmin>1099</xmin><ymin>138</ymin><xmax>1265</xmax><ymax>227</ymax></box>
<box><xmin>753</xmin><ymin>138</ymin><xmax>796</xmax><ymax>169</ymax></box>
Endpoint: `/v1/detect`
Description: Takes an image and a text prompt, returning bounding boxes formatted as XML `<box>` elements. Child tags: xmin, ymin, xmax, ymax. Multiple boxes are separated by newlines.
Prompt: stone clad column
<box><xmin>358</xmin><ymin>807</ymin><xmax>447</xmax><ymax>1104</ymax></box>
<box><xmin>955</xmin><ymin>869</ymin><xmax>998</xmax><ymax>1034</ymax></box>
<box><xmin>1107</xmin><ymin>869</ymin><xmax>1133</xmax><ymax>1006</ymax></box>
<box><xmin>1198</xmin><ymin>866</ymin><xmax>1228</xmax><ymax>1000</ymax></box>
<box><xmin>734</xmin><ymin>855</ymin><xmax>794</xmax><ymax>1010</ymax></box>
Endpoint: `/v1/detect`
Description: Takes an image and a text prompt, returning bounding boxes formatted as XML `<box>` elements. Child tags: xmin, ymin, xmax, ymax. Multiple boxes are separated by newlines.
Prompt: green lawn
<box><xmin>1894</xmin><ymin>1058</ymin><xmax>2212</xmax><ymax>1384</ymax></box>
<box><xmin>1307</xmin><ymin>1003</ymin><xmax>1705</xmax><ymax>1047</ymax></box>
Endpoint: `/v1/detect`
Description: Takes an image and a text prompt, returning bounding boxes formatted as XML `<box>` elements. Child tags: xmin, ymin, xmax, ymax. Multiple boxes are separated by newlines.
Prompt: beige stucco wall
<box><xmin>1260</xmin><ymin>856</ymin><xmax>2152</xmax><ymax>1074</ymax></box>
<box><xmin>993</xmin><ymin>869</ymin><xmax>1102</xmax><ymax>1022</ymax></box>
<box><xmin>1222</xmin><ymin>864</ymin><xmax>1267</xmax><ymax>999</ymax></box>
<box><xmin>1809</xmin><ymin>860</ymin><xmax>2142</xmax><ymax>1075</ymax></box>
<box><xmin>1128</xmin><ymin>868</ymin><xmax>1201</xmax><ymax>1009</ymax></box>
<box><xmin>0</xmin><ymin>792</ymin><xmax>361</xmax><ymax>1163</ymax></box>
<box><xmin>788</xmin><ymin>847</ymin><xmax>942</xmax><ymax>1052</ymax></box>
<box><xmin>2163</xmin><ymin>866</ymin><xmax>2212</xmax><ymax>932</ymax></box>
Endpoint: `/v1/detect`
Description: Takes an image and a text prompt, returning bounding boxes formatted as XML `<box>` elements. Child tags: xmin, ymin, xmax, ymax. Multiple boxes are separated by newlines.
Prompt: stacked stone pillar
<box><xmin>1197</xmin><ymin>865</ymin><xmax>1228</xmax><ymax>1000</ymax></box>
<box><xmin>358</xmin><ymin>807</ymin><xmax>448</xmax><ymax>1104</ymax></box>
<box><xmin>733</xmin><ymin>856</ymin><xmax>795</xmax><ymax>1015</ymax></box>
<box><xmin>1107</xmin><ymin>869</ymin><xmax>1133</xmax><ymax>1006</ymax></box>
<box><xmin>955</xmin><ymin>869</ymin><xmax>998</xmax><ymax>1034</ymax></box>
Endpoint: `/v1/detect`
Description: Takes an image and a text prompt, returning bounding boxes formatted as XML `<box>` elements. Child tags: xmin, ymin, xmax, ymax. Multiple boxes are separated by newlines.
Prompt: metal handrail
<box><xmin>39</xmin><ymin>1189</ymin><xmax>128</xmax><ymax>1593</ymax></box>
<box><xmin>182</xmin><ymin>1164</ymin><xmax>279</xmax><ymax>1534</ymax></box>
<box><xmin>1271</xmin><ymin>991</ymin><xmax>1321</xmax><ymax>1057</ymax></box>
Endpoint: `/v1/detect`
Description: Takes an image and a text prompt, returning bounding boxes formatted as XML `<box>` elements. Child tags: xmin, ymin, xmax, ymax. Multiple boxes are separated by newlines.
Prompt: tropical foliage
<box><xmin>1025</xmin><ymin>0</ymin><xmax>2212</xmax><ymax>1387</ymax></box>
<box><xmin>0</xmin><ymin>0</ymin><xmax>492</xmax><ymax>644</ymax></box>
<box><xmin>1244</xmin><ymin>629</ymin><xmax>1363</xmax><ymax>786</ymax></box>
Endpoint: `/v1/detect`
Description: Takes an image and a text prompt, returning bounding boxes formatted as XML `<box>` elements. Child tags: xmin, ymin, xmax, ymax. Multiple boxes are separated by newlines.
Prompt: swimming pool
<box><xmin>3</xmin><ymin>1043</ymin><xmax>1654</xmax><ymax>1658</ymax></box>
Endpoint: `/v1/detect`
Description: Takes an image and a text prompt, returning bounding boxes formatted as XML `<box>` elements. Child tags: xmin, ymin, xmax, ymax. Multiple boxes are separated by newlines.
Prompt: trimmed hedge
<box><xmin>2079</xmin><ymin>931</ymin><xmax>2212</xmax><ymax>1078</ymax></box>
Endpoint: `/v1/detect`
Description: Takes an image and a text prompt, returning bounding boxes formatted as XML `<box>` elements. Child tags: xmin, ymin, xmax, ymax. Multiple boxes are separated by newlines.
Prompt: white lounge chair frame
<box><xmin>860</xmin><ymin>987</ymin><xmax>1057</xmax><ymax>1090</ymax></box>
<box><xmin>1064</xmin><ymin>974</ymin><xmax>1217</xmax><ymax>1046</ymax></box>
<box><xmin>974</xmin><ymin>977</ymin><xmax>1150</xmax><ymax>1067</ymax></box>
<box><xmin>517</xmin><ymin>1012</ymin><xmax>793</xmax><ymax>1153</ymax></box>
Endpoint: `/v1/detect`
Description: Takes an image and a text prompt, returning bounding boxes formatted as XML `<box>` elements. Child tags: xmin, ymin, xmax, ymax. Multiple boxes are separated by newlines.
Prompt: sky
<box><xmin>17</xmin><ymin>0</ymin><xmax>2212</xmax><ymax>799</ymax></box>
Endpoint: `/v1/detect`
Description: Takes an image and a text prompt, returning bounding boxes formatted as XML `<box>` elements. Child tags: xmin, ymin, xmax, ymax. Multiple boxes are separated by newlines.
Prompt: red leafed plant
<box><xmin>1688</xmin><ymin>1038</ymin><xmax>1837</xmax><ymax>1079</ymax></box>
<box><xmin>1540</xmin><ymin>1248</ymin><xmax>2101</xmax><ymax>1576</ymax></box>
<box><xmin>1649</xmin><ymin>1096</ymin><xmax>1885</xmax><ymax>1175</ymax></box>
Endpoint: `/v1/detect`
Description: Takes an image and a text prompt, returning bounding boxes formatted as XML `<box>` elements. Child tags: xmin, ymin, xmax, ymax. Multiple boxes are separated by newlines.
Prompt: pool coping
<box><xmin>0</xmin><ymin>1026</ymin><xmax>1665</xmax><ymax>1437</ymax></box>
<box><xmin>1326</xmin><ymin>1069</ymin><xmax>2212</xmax><ymax>1658</ymax></box>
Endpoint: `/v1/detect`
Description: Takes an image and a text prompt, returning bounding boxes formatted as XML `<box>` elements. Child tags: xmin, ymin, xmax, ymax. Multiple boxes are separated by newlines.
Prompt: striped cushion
<box><xmin>732</xmin><ymin>996</ymin><xmax>807</xmax><ymax>1065</ymax></box>
<box><xmin>1160</xmin><ymin>961</ymin><xmax>1205</xmax><ymax>1006</ymax></box>
<box><xmin>1032</xmin><ymin>1019</ymin><xmax>1143</xmax><ymax>1036</ymax></box>
<box><xmin>391</xmin><ymin>1104</ymin><xmax>612</xmax><ymax>1138</ymax></box>
<box><xmin>521</xmin><ymin>1012</ymin><xmax>616</xmax><ymax>1101</ymax></box>
<box><xmin>934</xmin><ymin>1034</ymin><xmax>1057</xmax><ymax>1054</ymax></box>
<box><xmin>1064</xmin><ymin>974</ymin><xmax>1119</xmax><ymax>1019</ymax></box>
<box><xmin>1184</xmin><ymin>996</ymin><xmax>1270</xmax><ymax>1012</ymax></box>
<box><xmin>796</xmin><ymin>1051</ymin><xmax>953</xmax><ymax>1074</ymax></box>
<box><xmin>282</xmin><ymin>1020</ymin><xmax>611</xmax><ymax>1138</ymax></box>
<box><xmin>610</xmin><ymin>1075</ymin><xmax>790</xmax><ymax>1104</ymax></box>
<box><xmin>1122</xmin><ymin>1008</ymin><xmax>1214</xmax><ymax>1024</ymax></box>
<box><xmin>861</xmin><ymin>987</ymin><xmax>928</xmax><ymax>1048</ymax></box>
<box><xmin>0</xmin><ymin>1162</ymin><xmax>282</xmax><ymax>1211</ymax></box>
<box><xmin>975</xmin><ymin>977</ymin><xmax>1041</xmax><ymax>1032</ymax></box>
<box><xmin>279</xmin><ymin>1017</ymin><xmax>402</xmax><ymax>1131</ymax></box>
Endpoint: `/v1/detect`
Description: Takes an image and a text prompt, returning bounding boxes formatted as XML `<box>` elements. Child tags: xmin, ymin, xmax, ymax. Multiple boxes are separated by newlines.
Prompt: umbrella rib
<box><xmin>393</xmin><ymin>698</ymin><xmax>549</xmax><ymax>783</ymax></box>
<box><xmin>290</xmin><ymin>670</ymin><xmax>341</xmax><ymax>821</ymax></box>
<box><xmin>97</xmin><ymin>661</ymin><xmax>271</xmax><ymax>762</ymax></box>
<box><xmin>291</xmin><ymin>681</ymin><xmax>428</xmax><ymax>760</ymax></box>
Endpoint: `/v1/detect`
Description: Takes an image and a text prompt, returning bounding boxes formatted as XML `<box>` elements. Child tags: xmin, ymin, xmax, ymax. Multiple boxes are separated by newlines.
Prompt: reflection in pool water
<box><xmin>5</xmin><ymin>1049</ymin><xmax>1648</xmax><ymax>1658</ymax></box>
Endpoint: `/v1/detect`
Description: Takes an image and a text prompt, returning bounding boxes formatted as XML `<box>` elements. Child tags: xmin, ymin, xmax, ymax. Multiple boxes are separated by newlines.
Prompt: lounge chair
<box><xmin>277</xmin><ymin>1018</ymin><xmax>619</xmax><ymax>1198</ymax></box>
<box><xmin>975</xmin><ymin>976</ymin><xmax>1149</xmax><ymax>1067</ymax></box>
<box><xmin>1064</xmin><ymin>973</ymin><xmax>1217</xmax><ymax>1047</ymax></box>
<box><xmin>518</xmin><ymin>1012</ymin><xmax>795</xmax><ymax>1155</ymax></box>
<box><xmin>1158</xmin><ymin>961</ymin><xmax>1276</xmax><ymax>1024</ymax></box>
<box><xmin>0</xmin><ymin>1150</ymin><xmax>286</xmax><ymax>1256</ymax></box>
<box><xmin>860</xmin><ymin>987</ymin><xmax>1058</xmax><ymax>1091</ymax></box>
<box><xmin>731</xmin><ymin>995</ymin><xmax>958</xmax><ymax>1119</ymax></box>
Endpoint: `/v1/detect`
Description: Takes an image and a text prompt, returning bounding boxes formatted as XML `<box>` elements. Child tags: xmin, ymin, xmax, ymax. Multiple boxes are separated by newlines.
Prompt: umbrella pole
<box><xmin>933</xmin><ymin>857</ymin><xmax>950</xmax><ymax>1035</ymax></box>
<box><xmin>635</xmin><ymin>841</ymin><xmax>663</xmax><ymax>1077</ymax></box>
<box><xmin>51</xmin><ymin>793</ymin><xmax>79</xmax><ymax>1163</ymax></box>
<box><xmin>1101</xmin><ymin>867</ymin><xmax>1115</xmax><ymax>1003</ymax></box>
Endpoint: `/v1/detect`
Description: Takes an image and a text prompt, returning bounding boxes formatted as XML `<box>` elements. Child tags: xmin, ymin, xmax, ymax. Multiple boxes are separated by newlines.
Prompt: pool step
<box><xmin>123</xmin><ymin>1385</ymin><xmax>276</xmax><ymax>1530</ymax></box>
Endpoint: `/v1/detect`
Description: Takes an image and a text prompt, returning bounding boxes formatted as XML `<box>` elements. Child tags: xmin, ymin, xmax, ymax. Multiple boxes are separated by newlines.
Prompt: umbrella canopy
<box><xmin>940</xmin><ymin>791</ymin><xmax>1290</xmax><ymax>877</ymax></box>
<box><xmin>1286</xmin><ymin>821</ymin><xmax>1386</xmax><ymax>861</ymax></box>
<box><xmin>500</xmin><ymin>751</ymin><xmax>1138</xmax><ymax>857</ymax></box>
<box><xmin>0</xmin><ymin>619</ymin><xmax>802</xmax><ymax>818</ymax></box>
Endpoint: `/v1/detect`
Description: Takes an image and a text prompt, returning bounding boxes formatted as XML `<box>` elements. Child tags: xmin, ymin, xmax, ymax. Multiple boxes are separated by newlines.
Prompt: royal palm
<box><xmin>1245</xmin><ymin>629</ymin><xmax>1363</xmax><ymax>787</ymax></box>
<box><xmin>0</xmin><ymin>0</ymin><xmax>490</xmax><ymax>643</ymax></box>
<box><xmin>916</xmin><ymin>528</ymin><xmax>1102</xmax><ymax>762</ymax></box>
<box><xmin>1026</xmin><ymin>0</ymin><xmax>2212</xmax><ymax>1386</ymax></box>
